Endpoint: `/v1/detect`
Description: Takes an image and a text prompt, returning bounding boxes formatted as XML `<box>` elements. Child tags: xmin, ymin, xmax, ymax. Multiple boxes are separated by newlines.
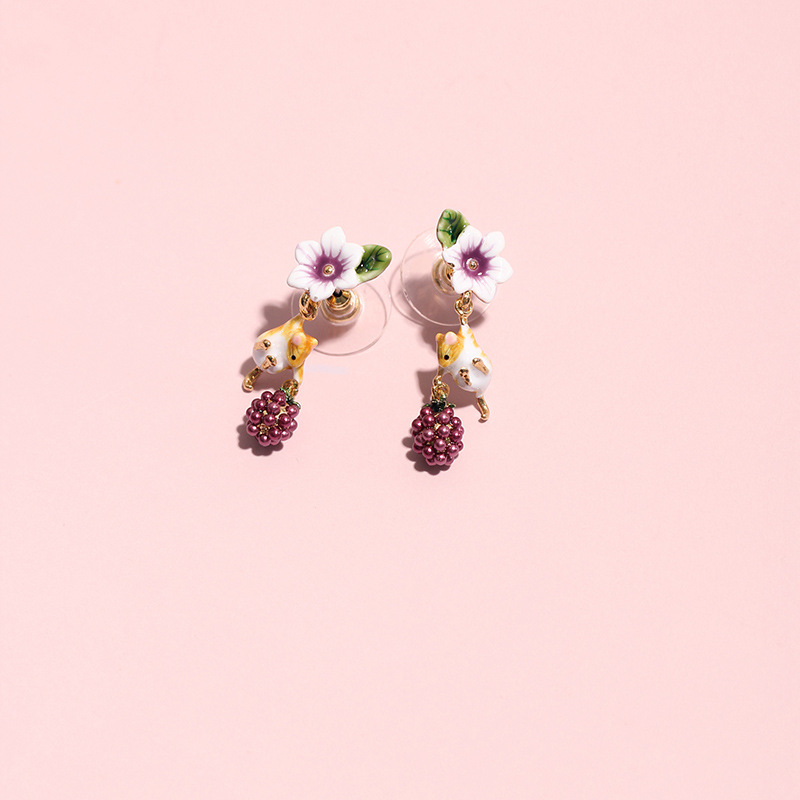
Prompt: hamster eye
<box><xmin>443</xmin><ymin>354</ymin><xmax>450</xmax><ymax>360</ymax></box>
<box><xmin>291</xmin><ymin>355</ymin><xmax>296</xmax><ymax>360</ymax></box>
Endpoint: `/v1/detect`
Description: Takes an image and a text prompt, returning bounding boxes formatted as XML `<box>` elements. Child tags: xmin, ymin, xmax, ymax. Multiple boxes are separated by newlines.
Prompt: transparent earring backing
<box><xmin>400</xmin><ymin>222</ymin><xmax>489</xmax><ymax>325</ymax></box>
<box><xmin>289</xmin><ymin>226</ymin><xmax>392</xmax><ymax>356</ymax></box>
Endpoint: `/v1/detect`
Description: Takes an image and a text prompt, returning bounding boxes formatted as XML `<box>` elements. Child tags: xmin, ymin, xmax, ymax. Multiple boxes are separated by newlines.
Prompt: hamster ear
<box><xmin>308</xmin><ymin>335</ymin><xmax>318</xmax><ymax>349</ymax></box>
<box><xmin>444</xmin><ymin>331</ymin><xmax>458</xmax><ymax>346</ymax></box>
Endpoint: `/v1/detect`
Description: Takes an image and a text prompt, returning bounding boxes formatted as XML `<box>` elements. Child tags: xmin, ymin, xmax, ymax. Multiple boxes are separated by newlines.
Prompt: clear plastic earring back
<box><xmin>399</xmin><ymin>229</ymin><xmax>487</xmax><ymax>325</ymax></box>
<box><xmin>290</xmin><ymin>279</ymin><xmax>391</xmax><ymax>355</ymax></box>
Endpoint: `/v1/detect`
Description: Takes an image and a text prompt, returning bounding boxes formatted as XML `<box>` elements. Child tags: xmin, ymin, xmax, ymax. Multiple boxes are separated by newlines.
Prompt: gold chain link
<box><xmin>299</xmin><ymin>291</ymin><xmax>319</xmax><ymax>320</ymax></box>
<box><xmin>454</xmin><ymin>291</ymin><xmax>473</xmax><ymax>324</ymax></box>
<box><xmin>281</xmin><ymin>379</ymin><xmax>299</xmax><ymax>399</ymax></box>
<box><xmin>431</xmin><ymin>374</ymin><xmax>450</xmax><ymax>402</ymax></box>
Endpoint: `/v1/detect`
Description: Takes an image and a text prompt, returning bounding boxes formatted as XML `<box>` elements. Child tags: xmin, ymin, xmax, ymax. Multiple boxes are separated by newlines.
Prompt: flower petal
<box><xmin>339</xmin><ymin>241</ymin><xmax>365</xmax><ymax>271</ymax></box>
<box><xmin>442</xmin><ymin>244</ymin><xmax>464</xmax><ymax>268</ymax></box>
<box><xmin>486</xmin><ymin>256</ymin><xmax>512</xmax><ymax>283</ymax></box>
<box><xmin>320</xmin><ymin>226</ymin><xmax>346</xmax><ymax>259</ymax></box>
<box><xmin>480</xmin><ymin>231</ymin><xmax>505</xmax><ymax>258</ymax></box>
<box><xmin>287</xmin><ymin>264</ymin><xmax>317</xmax><ymax>291</ymax></box>
<box><xmin>307</xmin><ymin>278</ymin><xmax>336</xmax><ymax>302</ymax></box>
<box><xmin>449</xmin><ymin>267</ymin><xmax>474</xmax><ymax>295</ymax></box>
<box><xmin>333</xmin><ymin>267</ymin><xmax>360</xmax><ymax>291</ymax></box>
<box><xmin>470</xmin><ymin>275</ymin><xmax>498</xmax><ymax>303</ymax></box>
<box><xmin>295</xmin><ymin>239</ymin><xmax>322</xmax><ymax>267</ymax></box>
<box><xmin>455</xmin><ymin>225</ymin><xmax>482</xmax><ymax>254</ymax></box>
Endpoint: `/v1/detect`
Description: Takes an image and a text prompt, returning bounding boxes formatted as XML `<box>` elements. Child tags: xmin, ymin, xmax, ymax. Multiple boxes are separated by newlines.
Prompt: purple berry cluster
<box><xmin>410</xmin><ymin>404</ymin><xmax>464</xmax><ymax>466</ymax></box>
<box><xmin>245</xmin><ymin>389</ymin><xmax>300</xmax><ymax>447</ymax></box>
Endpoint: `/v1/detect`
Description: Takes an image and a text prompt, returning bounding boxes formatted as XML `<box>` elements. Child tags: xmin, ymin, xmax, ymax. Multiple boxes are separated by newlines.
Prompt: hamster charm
<box><xmin>408</xmin><ymin>209</ymin><xmax>513</xmax><ymax>468</ymax></box>
<box><xmin>436</xmin><ymin>324</ymin><xmax>492</xmax><ymax>421</ymax></box>
<box><xmin>244</xmin><ymin>314</ymin><xmax>318</xmax><ymax>392</ymax></box>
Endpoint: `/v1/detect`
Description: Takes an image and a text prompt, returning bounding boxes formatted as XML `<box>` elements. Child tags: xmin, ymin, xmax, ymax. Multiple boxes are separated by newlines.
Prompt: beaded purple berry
<box><xmin>245</xmin><ymin>388</ymin><xmax>300</xmax><ymax>447</ymax></box>
<box><xmin>410</xmin><ymin>403</ymin><xmax>463</xmax><ymax>466</ymax></box>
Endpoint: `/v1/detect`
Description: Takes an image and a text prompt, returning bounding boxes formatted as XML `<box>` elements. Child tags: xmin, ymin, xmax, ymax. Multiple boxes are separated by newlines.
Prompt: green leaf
<box><xmin>356</xmin><ymin>244</ymin><xmax>392</xmax><ymax>282</ymax></box>
<box><xmin>436</xmin><ymin>209</ymin><xmax>469</xmax><ymax>248</ymax></box>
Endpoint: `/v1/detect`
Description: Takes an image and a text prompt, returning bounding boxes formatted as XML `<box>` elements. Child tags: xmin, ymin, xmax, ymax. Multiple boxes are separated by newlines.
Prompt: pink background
<box><xmin>2</xmin><ymin>1</ymin><xmax>799</xmax><ymax>797</ymax></box>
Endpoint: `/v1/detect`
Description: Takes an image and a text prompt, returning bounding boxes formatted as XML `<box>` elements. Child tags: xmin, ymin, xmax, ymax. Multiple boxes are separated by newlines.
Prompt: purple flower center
<box><xmin>460</xmin><ymin>248</ymin><xmax>488</xmax><ymax>276</ymax></box>
<box><xmin>313</xmin><ymin>256</ymin><xmax>343</xmax><ymax>280</ymax></box>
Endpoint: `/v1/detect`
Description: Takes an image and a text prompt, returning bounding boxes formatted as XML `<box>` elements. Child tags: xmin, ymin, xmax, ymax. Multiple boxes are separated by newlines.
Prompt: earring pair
<box><xmin>241</xmin><ymin>210</ymin><xmax>512</xmax><ymax>467</ymax></box>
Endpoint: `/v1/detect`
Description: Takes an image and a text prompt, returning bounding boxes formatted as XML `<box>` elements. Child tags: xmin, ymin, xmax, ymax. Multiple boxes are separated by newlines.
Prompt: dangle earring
<box><xmin>402</xmin><ymin>209</ymin><xmax>512</xmax><ymax>467</ymax></box>
<box><xmin>242</xmin><ymin>226</ymin><xmax>391</xmax><ymax>449</ymax></box>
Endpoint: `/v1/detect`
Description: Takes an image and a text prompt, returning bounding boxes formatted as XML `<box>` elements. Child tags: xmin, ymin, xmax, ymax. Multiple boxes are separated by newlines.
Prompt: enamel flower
<box><xmin>288</xmin><ymin>227</ymin><xmax>365</xmax><ymax>303</ymax></box>
<box><xmin>442</xmin><ymin>225</ymin><xmax>512</xmax><ymax>303</ymax></box>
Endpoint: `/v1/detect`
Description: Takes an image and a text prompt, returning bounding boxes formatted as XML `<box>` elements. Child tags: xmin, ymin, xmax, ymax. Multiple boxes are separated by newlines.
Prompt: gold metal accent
<box><xmin>243</xmin><ymin>366</ymin><xmax>262</xmax><ymax>392</ymax></box>
<box><xmin>458</xmin><ymin>367</ymin><xmax>472</xmax><ymax>387</ymax></box>
<box><xmin>466</xmin><ymin>257</ymin><xmax>479</xmax><ymax>271</ymax></box>
<box><xmin>431</xmin><ymin>372</ymin><xmax>450</xmax><ymax>402</ymax></box>
<box><xmin>322</xmin><ymin>263</ymin><xmax>335</xmax><ymax>276</ymax></box>
<box><xmin>455</xmin><ymin>291</ymin><xmax>473</xmax><ymax>324</ymax></box>
<box><xmin>477</xmin><ymin>396</ymin><xmax>490</xmax><ymax>421</ymax></box>
<box><xmin>282</xmin><ymin>378</ymin><xmax>299</xmax><ymax>399</ymax></box>
<box><xmin>299</xmin><ymin>291</ymin><xmax>319</xmax><ymax>321</ymax></box>
<box><xmin>472</xmin><ymin>356</ymin><xmax>489</xmax><ymax>375</ymax></box>
<box><xmin>432</xmin><ymin>257</ymin><xmax>458</xmax><ymax>295</ymax></box>
<box><xmin>254</xmin><ymin>339</ymin><xmax>271</xmax><ymax>351</ymax></box>
<box><xmin>321</xmin><ymin>289</ymin><xmax>362</xmax><ymax>324</ymax></box>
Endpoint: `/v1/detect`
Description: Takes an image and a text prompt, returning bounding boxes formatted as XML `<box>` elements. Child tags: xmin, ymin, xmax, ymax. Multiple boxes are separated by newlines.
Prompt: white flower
<box><xmin>442</xmin><ymin>225</ymin><xmax>512</xmax><ymax>303</ymax></box>
<box><xmin>287</xmin><ymin>226</ymin><xmax>364</xmax><ymax>302</ymax></box>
